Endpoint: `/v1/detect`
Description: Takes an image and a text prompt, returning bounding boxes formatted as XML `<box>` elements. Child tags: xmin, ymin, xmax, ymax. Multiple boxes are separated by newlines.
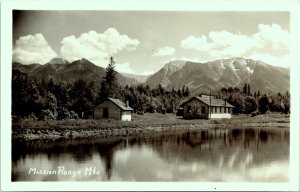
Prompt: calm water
<box><xmin>12</xmin><ymin>128</ymin><xmax>289</xmax><ymax>182</ymax></box>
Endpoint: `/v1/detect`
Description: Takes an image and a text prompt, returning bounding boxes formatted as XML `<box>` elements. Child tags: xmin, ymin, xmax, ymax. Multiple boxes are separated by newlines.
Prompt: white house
<box><xmin>182</xmin><ymin>96</ymin><xmax>234</xmax><ymax>119</ymax></box>
<box><xmin>94</xmin><ymin>98</ymin><xmax>133</xmax><ymax>121</ymax></box>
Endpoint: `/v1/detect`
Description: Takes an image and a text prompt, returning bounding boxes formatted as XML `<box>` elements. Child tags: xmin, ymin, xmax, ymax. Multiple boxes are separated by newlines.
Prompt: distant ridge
<box><xmin>145</xmin><ymin>57</ymin><xmax>289</xmax><ymax>94</ymax></box>
<box><xmin>145</xmin><ymin>60</ymin><xmax>186</xmax><ymax>88</ymax></box>
<box><xmin>121</xmin><ymin>73</ymin><xmax>150</xmax><ymax>84</ymax></box>
<box><xmin>12</xmin><ymin>57</ymin><xmax>290</xmax><ymax>94</ymax></box>
<box><xmin>12</xmin><ymin>58</ymin><xmax>138</xmax><ymax>87</ymax></box>
<box><xmin>49</xmin><ymin>58</ymin><xmax>69</xmax><ymax>65</ymax></box>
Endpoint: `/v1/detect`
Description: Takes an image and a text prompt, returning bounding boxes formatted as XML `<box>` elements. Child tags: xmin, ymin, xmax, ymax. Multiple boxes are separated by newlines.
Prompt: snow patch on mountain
<box><xmin>246</xmin><ymin>66</ymin><xmax>254</xmax><ymax>74</ymax></box>
<box><xmin>220</xmin><ymin>60</ymin><xmax>225</xmax><ymax>69</ymax></box>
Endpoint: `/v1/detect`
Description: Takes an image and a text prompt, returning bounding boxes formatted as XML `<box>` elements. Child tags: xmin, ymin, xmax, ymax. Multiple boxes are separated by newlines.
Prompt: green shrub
<box><xmin>70</xmin><ymin>111</ymin><xmax>79</xmax><ymax>119</ymax></box>
<box><xmin>39</xmin><ymin>109</ymin><xmax>56</xmax><ymax>120</ymax></box>
<box><xmin>258</xmin><ymin>96</ymin><xmax>270</xmax><ymax>114</ymax></box>
<box><xmin>57</xmin><ymin>108</ymin><xmax>71</xmax><ymax>120</ymax></box>
<box><xmin>27</xmin><ymin>113</ymin><xmax>38</xmax><ymax>121</ymax></box>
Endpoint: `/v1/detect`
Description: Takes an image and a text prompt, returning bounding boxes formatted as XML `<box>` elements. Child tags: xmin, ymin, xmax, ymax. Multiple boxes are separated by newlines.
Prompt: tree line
<box><xmin>12</xmin><ymin>58</ymin><xmax>290</xmax><ymax>121</ymax></box>
<box><xmin>216</xmin><ymin>83</ymin><xmax>290</xmax><ymax>115</ymax></box>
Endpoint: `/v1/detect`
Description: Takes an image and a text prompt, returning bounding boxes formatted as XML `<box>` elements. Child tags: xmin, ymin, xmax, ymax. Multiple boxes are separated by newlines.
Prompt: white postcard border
<box><xmin>1</xmin><ymin>0</ymin><xmax>299</xmax><ymax>191</ymax></box>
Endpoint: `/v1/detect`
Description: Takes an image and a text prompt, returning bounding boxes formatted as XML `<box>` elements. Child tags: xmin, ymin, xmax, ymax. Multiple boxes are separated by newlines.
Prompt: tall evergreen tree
<box><xmin>100</xmin><ymin>57</ymin><xmax>119</xmax><ymax>101</ymax></box>
<box><xmin>183</xmin><ymin>86</ymin><xmax>190</xmax><ymax>97</ymax></box>
<box><xmin>243</xmin><ymin>83</ymin><xmax>247</xmax><ymax>95</ymax></box>
<box><xmin>247</xmin><ymin>84</ymin><xmax>251</xmax><ymax>96</ymax></box>
<box><xmin>177</xmin><ymin>89</ymin><xmax>182</xmax><ymax>98</ymax></box>
<box><xmin>181</xmin><ymin>85</ymin><xmax>186</xmax><ymax>96</ymax></box>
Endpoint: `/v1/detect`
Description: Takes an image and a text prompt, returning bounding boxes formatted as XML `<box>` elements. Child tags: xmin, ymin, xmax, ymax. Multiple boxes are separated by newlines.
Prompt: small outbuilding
<box><xmin>182</xmin><ymin>95</ymin><xmax>234</xmax><ymax>119</ymax></box>
<box><xmin>94</xmin><ymin>97</ymin><xmax>133</xmax><ymax>121</ymax></box>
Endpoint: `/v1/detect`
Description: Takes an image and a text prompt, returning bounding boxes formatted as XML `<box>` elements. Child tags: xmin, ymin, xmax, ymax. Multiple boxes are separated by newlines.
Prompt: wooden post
<box><xmin>209</xmin><ymin>92</ymin><xmax>212</xmax><ymax>119</ymax></box>
<box><xmin>256</xmin><ymin>129</ymin><xmax>259</xmax><ymax>151</ymax></box>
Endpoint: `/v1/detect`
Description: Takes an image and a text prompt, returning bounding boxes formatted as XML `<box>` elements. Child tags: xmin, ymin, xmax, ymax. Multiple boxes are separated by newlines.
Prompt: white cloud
<box><xmin>141</xmin><ymin>70</ymin><xmax>154</xmax><ymax>76</ymax></box>
<box><xmin>60</xmin><ymin>28</ymin><xmax>140</xmax><ymax>67</ymax></box>
<box><xmin>115</xmin><ymin>62</ymin><xmax>134</xmax><ymax>74</ymax></box>
<box><xmin>181</xmin><ymin>35</ymin><xmax>211</xmax><ymax>52</ymax></box>
<box><xmin>152</xmin><ymin>46</ymin><xmax>176</xmax><ymax>57</ymax></box>
<box><xmin>181</xmin><ymin>24</ymin><xmax>291</xmax><ymax>67</ymax></box>
<box><xmin>253</xmin><ymin>24</ymin><xmax>290</xmax><ymax>55</ymax></box>
<box><xmin>13</xmin><ymin>33</ymin><xmax>57</xmax><ymax>64</ymax></box>
<box><xmin>170</xmin><ymin>57</ymin><xmax>205</xmax><ymax>63</ymax></box>
<box><xmin>248</xmin><ymin>52</ymin><xmax>292</xmax><ymax>67</ymax></box>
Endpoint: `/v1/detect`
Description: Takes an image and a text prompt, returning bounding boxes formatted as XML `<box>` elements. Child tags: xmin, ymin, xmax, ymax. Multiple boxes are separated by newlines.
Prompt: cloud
<box><xmin>248</xmin><ymin>52</ymin><xmax>292</xmax><ymax>67</ymax></box>
<box><xmin>181</xmin><ymin>24</ymin><xmax>291</xmax><ymax>67</ymax></box>
<box><xmin>115</xmin><ymin>62</ymin><xmax>134</xmax><ymax>74</ymax></box>
<box><xmin>152</xmin><ymin>46</ymin><xmax>176</xmax><ymax>57</ymax></box>
<box><xmin>60</xmin><ymin>28</ymin><xmax>140</xmax><ymax>67</ymax></box>
<box><xmin>170</xmin><ymin>57</ymin><xmax>205</xmax><ymax>63</ymax></box>
<box><xmin>181</xmin><ymin>35</ymin><xmax>211</xmax><ymax>52</ymax></box>
<box><xmin>253</xmin><ymin>24</ymin><xmax>290</xmax><ymax>55</ymax></box>
<box><xmin>13</xmin><ymin>34</ymin><xmax>57</xmax><ymax>64</ymax></box>
<box><xmin>142</xmin><ymin>70</ymin><xmax>155</xmax><ymax>76</ymax></box>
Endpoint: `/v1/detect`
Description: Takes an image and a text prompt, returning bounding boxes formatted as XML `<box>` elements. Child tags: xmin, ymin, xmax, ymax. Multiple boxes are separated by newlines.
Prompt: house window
<box><xmin>201</xmin><ymin>106</ymin><xmax>205</xmax><ymax>114</ymax></box>
<box><xmin>187</xmin><ymin>105</ymin><xmax>192</xmax><ymax>113</ymax></box>
<box><xmin>224</xmin><ymin>107</ymin><xmax>227</xmax><ymax>113</ymax></box>
<box><xmin>215</xmin><ymin>106</ymin><xmax>217</xmax><ymax>113</ymax></box>
<box><xmin>103</xmin><ymin>108</ymin><xmax>108</xmax><ymax>118</ymax></box>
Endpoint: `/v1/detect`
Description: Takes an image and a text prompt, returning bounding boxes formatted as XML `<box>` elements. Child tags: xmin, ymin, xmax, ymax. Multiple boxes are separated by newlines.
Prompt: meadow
<box><xmin>12</xmin><ymin>113</ymin><xmax>289</xmax><ymax>141</ymax></box>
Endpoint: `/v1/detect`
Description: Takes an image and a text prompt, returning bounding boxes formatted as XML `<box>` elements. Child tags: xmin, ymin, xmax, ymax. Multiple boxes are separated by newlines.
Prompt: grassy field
<box><xmin>12</xmin><ymin>113</ymin><xmax>289</xmax><ymax>140</ymax></box>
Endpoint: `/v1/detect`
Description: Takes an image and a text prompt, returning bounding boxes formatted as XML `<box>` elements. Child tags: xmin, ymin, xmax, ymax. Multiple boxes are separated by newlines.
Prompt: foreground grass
<box><xmin>12</xmin><ymin>113</ymin><xmax>289</xmax><ymax>140</ymax></box>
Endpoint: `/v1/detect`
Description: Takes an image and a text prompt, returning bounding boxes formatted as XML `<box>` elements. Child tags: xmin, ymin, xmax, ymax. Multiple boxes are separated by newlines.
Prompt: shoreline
<box><xmin>12</xmin><ymin>113</ymin><xmax>290</xmax><ymax>141</ymax></box>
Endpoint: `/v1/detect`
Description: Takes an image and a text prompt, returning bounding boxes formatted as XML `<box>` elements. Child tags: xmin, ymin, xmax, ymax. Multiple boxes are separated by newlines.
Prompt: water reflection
<box><xmin>12</xmin><ymin>128</ymin><xmax>289</xmax><ymax>182</ymax></box>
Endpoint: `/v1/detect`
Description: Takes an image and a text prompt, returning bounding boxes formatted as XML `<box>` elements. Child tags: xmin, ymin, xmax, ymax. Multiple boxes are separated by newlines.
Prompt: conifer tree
<box><xmin>100</xmin><ymin>57</ymin><xmax>119</xmax><ymax>101</ymax></box>
<box><xmin>247</xmin><ymin>84</ymin><xmax>251</xmax><ymax>96</ymax></box>
<box><xmin>184</xmin><ymin>86</ymin><xmax>190</xmax><ymax>97</ymax></box>
<box><xmin>243</xmin><ymin>83</ymin><xmax>247</xmax><ymax>95</ymax></box>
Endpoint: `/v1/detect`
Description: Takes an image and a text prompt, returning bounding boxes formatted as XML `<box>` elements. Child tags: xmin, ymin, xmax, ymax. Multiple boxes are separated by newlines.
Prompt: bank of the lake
<box><xmin>12</xmin><ymin>113</ymin><xmax>289</xmax><ymax>141</ymax></box>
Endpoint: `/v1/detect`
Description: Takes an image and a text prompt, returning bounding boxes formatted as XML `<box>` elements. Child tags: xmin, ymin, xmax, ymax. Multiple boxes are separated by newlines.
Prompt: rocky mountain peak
<box><xmin>145</xmin><ymin>57</ymin><xmax>289</xmax><ymax>94</ymax></box>
<box><xmin>49</xmin><ymin>58</ymin><xmax>69</xmax><ymax>65</ymax></box>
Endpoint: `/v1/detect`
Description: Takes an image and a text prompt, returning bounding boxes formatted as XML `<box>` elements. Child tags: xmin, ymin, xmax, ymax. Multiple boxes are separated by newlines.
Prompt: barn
<box><xmin>94</xmin><ymin>98</ymin><xmax>133</xmax><ymax>121</ymax></box>
<box><xmin>182</xmin><ymin>95</ymin><xmax>234</xmax><ymax>119</ymax></box>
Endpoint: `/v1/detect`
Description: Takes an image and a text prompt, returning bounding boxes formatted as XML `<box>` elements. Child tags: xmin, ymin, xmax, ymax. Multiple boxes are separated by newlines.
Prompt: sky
<box><xmin>13</xmin><ymin>11</ymin><xmax>290</xmax><ymax>75</ymax></box>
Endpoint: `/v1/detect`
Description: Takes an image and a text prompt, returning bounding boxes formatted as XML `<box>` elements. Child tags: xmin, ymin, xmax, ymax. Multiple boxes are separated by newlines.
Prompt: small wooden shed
<box><xmin>94</xmin><ymin>97</ymin><xmax>133</xmax><ymax>121</ymax></box>
<box><xmin>182</xmin><ymin>96</ymin><xmax>234</xmax><ymax>119</ymax></box>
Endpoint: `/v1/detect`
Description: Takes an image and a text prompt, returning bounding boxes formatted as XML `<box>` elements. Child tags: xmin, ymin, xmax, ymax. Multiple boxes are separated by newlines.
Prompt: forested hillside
<box><xmin>12</xmin><ymin>57</ymin><xmax>290</xmax><ymax>121</ymax></box>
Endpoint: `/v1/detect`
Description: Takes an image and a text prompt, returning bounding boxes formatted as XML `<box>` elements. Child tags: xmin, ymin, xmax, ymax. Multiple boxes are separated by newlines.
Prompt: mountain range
<box><xmin>12</xmin><ymin>57</ymin><xmax>290</xmax><ymax>94</ymax></box>
<box><xmin>145</xmin><ymin>57</ymin><xmax>290</xmax><ymax>94</ymax></box>
<box><xmin>12</xmin><ymin>58</ymin><xmax>137</xmax><ymax>86</ymax></box>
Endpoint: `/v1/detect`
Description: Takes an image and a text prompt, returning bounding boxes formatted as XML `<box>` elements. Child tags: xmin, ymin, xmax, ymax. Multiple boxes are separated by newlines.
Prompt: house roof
<box><xmin>178</xmin><ymin>98</ymin><xmax>190</xmax><ymax>107</ymax></box>
<box><xmin>183</xmin><ymin>96</ymin><xmax>234</xmax><ymax>108</ymax></box>
<box><xmin>107</xmin><ymin>97</ymin><xmax>133</xmax><ymax>111</ymax></box>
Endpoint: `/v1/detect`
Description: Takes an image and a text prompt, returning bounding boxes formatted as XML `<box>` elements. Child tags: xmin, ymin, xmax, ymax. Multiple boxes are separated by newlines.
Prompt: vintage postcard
<box><xmin>1</xmin><ymin>0</ymin><xmax>300</xmax><ymax>191</ymax></box>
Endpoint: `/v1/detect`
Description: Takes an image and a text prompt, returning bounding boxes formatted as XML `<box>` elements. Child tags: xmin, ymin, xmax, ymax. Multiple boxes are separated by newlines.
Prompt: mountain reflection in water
<box><xmin>12</xmin><ymin>128</ymin><xmax>289</xmax><ymax>181</ymax></box>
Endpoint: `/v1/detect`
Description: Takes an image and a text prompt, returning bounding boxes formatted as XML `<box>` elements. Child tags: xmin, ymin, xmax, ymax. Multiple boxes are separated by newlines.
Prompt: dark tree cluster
<box><xmin>12</xmin><ymin>69</ymin><xmax>97</xmax><ymax>120</ymax></box>
<box><xmin>216</xmin><ymin>85</ymin><xmax>290</xmax><ymax>115</ymax></box>
<box><xmin>120</xmin><ymin>84</ymin><xmax>190</xmax><ymax>114</ymax></box>
<box><xmin>12</xmin><ymin>57</ymin><xmax>191</xmax><ymax>120</ymax></box>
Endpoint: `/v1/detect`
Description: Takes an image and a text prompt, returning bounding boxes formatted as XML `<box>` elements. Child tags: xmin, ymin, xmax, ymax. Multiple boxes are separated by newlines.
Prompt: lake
<box><xmin>12</xmin><ymin>128</ymin><xmax>289</xmax><ymax>182</ymax></box>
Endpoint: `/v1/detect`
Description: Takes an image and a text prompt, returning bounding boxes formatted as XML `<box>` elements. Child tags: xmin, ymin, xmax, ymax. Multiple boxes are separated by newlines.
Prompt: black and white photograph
<box><xmin>1</xmin><ymin>0</ymin><xmax>300</xmax><ymax>191</ymax></box>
